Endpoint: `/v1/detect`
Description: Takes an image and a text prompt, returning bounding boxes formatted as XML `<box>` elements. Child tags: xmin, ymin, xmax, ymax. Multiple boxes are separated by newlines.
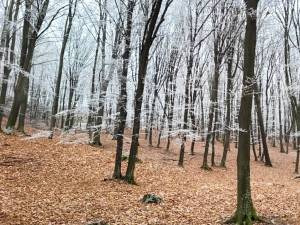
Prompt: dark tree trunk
<box><xmin>60</xmin><ymin>79</ymin><xmax>67</xmax><ymax>129</ymax></box>
<box><xmin>144</xmin><ymin>92</ymin><xmax>150</xmax><ymax>140</ymax></box>
<box><xmin>211</xmin><ymin>111</ymin><xmax>218</xmax><ymax>167</ymax></box>
<box><xmin>202</xmin><ymin>57</ymin><xmax>221</xmax><ymax>170</ymax></box>
<box><xmin>7</xmin><ymin>0</ymin><xmax>49</xmax><ymax>132</ymax></box>
<box><xmin>257</xmin><ymin>118</ymin><xmax>262</xmax><ymax>158</ymax></box>
<box><xmin>50</xmin><ymin>0</ymin><xmax>77</xmax><ymax>138</ymax></box>
<box><xmin>6</xmin><ymin>1</ymin><xmax>31</xmax><ymax>131</ymax></box>
<box><xmin>254</xmin><ymin>83</ymin><xmax>272</xmax><ymax>167</ymax></box>
<box><xmin>148</xmin><ymin>66</ymin><xmax>159</xmax><ymax>146</ymax></box>
<box><xmin>220</xmin><ymin>46</ymin><xmax>234</xmax><ymax>167</ymax></box>
<box><xmin>179</xmin><ymin>40</ymin><xmax>193</xmax><ymax>166</ymax></box>
<box><xmin>0</xmin><ymin>0</ymin><xmax>19</xmax><ymax>129</ymax></box>
<box><xmin>64</xmin><ymin>79</ymin><xmax>75</xmax><ymax>130</ymax></box>
<box><xmin>87</xmin><ymin>23</ymin><xmax>101</xmax><ymax>139</ymax></box>
<box><xmin>278</xmin><ymin>79</ymin><xmax>285</xmax><ymax>153</ymax></box>
<box><xmin>125</xmin><ymin>0</ymin><xmax>173</xmax><ymax>183</ymax></box>
<box><xmin>271</xmin><ymin>88</ymin><xmax>276</xmax><ymax>147</ymax></box>
<box><xmin>157</xmin><ymin>82</ymin><xmax>169</xmax><ymax>148</ymax></box>
<box><xmin>90</xmin><ymin>0</ymin><xmax>108</xmax><ymax>146</ymax></box>
<box><xmin>166</xmin><ymin>48</ymin><xmax>180</xmax><ymax>151</ymax></box>
<box><xmin>113</xmin><ymin>0</ymin><xmax>135</xmax><ymax>179</ymax></box>
<box><xmin>200</xmin><ymin>88</ymin><xmax>205</xmax><ymax>141</ymax></box>
<box><xmin>228</xmin><ymin>0</ymin><xmax>259</xmax><ymax>224</ymax></box>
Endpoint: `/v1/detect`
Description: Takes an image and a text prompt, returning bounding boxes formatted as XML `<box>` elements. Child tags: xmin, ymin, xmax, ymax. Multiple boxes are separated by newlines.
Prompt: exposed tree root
<box><xmin>124</xmin><ymin>175</ymin><xmax>137</xmax><ymax>185</ymax></box>
<box><xmin>224</xmin><ymin>210</ymin><xmax>264</xmax><ymax>225</ymax></box>
<box><xmin>201</xmin><ymin>164</ymin><xmax>212</xmax><ymax>171</ymax></box>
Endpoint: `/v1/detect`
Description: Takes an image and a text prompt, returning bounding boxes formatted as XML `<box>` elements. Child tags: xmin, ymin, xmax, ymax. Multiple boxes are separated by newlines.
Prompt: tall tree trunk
<box><xmin>157</xmin><ymin>87</ymin><xmax>169</xmax><ymax>148</ymax></box>
<box><xmin>166</xmin><ymin>48</ymin><xmax>180</xmax><ymax>151</ymax></box>
<box><xmin>0</xmin><ymin>0</ymin><xmax>18</xmax><ymax>129</ymax></box>
<box><xmin>271</xmin><ymin>88</ymin><xmax>276</xmax><ymax>147</ymax></box>
<box><xmin>148</xmin><ymin>66</ymin><xmax>159</xmax><ymax>146</ymax></box>
<box><xmin>65</xmin><ymin>79</ymin><xmax>75</xmax><ymax>130</ymax></box>
<box><xmin>251</xmin><ymin>124</ymin><xmax>258</xmax><ymax>161</ymax></box>
<box><xmin>7</xmin><ymin>0</ymin><xmax>49</xmax><ymax>132</ymax></box>
<box><xmin>202</xmin><ymin>56</ymin><xmax>221</xmax><ymax>170</ymax></box>
<box><xmin>125</xmin><ymin>0</ymin><xmax>173</xmax><ymax>183</ymax></box>
<box><xmin>220</xmin><ymin>46</ymin><xmax>234</xmax><ymax>167</ymax></box>
<box><xmin>179</xmin><ymin>41</ymin><xmax>193</xmax><ymax>166</ymax></box>
<box><xmin>87</xmin><ymin>24</ymin><xmax>101</xmax><ymax>140</ymax></box>
<box><xmin>6</xmin><ymin>1</ymin><xmax>32</xmax><ymax>131</ymax></box>
<box><xmin>278</xmin><ymin>79</ymin><xmax>284</xmax><ymax>153</ymax></box>
<box><xmin>254</xmin><ymin>83</ymin><xmax>272</xmax><ymax>167</ymax></box>
<box><xmin>90</xmin><ymin>0</ymin><xmax>108</xmax><ymax>146</ymax></box>
<box><xmin>228</xmin><ymin>1</ymin><xmax>259</xmax><ymax>223</ymax></box>
<box><xmin>113</xmin><ymin>0</ymin><xmax>135</xmax><ymax>179</ymax></box>
<box><xmin>49</xmin><ymin>0</ymin><xmax>77</xmax><ymax>138</ymax></box>
<box><xmin>211</xmin><ymin>111</ymin><xmax>218</xmax><ymax>167</ymax></box>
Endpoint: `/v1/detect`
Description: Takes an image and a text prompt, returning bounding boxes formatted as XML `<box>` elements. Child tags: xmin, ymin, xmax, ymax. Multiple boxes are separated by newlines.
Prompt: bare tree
<box><xmin>125</xmin><ymin>0</ymin><xmax>173</xmax><ymax>183</ymax></box>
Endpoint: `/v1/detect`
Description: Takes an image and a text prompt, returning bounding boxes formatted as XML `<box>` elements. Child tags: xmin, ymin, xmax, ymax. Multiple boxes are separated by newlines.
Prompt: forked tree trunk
<box><xmin>7</xmin><ymin>0</ymin><xmax>49</xmax><ymax>132</ymax></box>
<box><xmin>125</xmin><ymin>0</ymin><xmax>173</xmax><ymax>183</ymax></box>
<box><xmin>113</xmin><ymin>0</ymin><xmax>135</xmax><ymax>179</ymax></box>
<box><xmin>202</xmin><ymin>57</ymin><xmax>221</xmax><ymax>170</ymax></box>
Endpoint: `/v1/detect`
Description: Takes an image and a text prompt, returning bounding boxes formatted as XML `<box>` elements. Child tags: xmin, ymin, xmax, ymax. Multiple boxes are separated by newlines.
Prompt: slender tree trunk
<box><xmin>87</xmin><ymin>24</ymin><xmax>101</xmax><ymax>139</ymax></box>
<box><xmin>157</xmin><ymin>84</ymin><xmax>169</xmax><ymax>148</ymax></box>
<box><xmin>271</xmin><ymin>88</ymin><xmax>276</xmax><ymax>147</ymax></box>
<box><xmin>254</xmin><ymin>83</ymin><xmax>272</xmax><ymax>167</ymax></box>
<box><xmin>179</xmin><ymin>43</ymin><xmax>193</xmax><ymax>166</ymax></box>
<box><xmin>251</xmin><ymin>124</ymin><xmax>258</xmax><ymax>161</ymax></box>
<box><xmin>91</xmin><ymin>0</ymin><xmax>108</xmax><ymax>146</ymax></box>
<box><xmin>7</xmin><ymin>0</ymin><xmax>49</xmax><ymax>132</ymax></box>
<box><xmin>125</xmin><ymin>0</ymin><xmax>172</xmax><ymax>183</ymax></box>
<box><xmin>49</xmin><ymin>0</ymin><xmax>77</xmax><ymax>138</ymax></box>
<box><xmin>166</xmin><ymin>49</ymin><xmax>179</xmax><ymax>151</ymax></box>
<box><xmin>211</xmin><ymin>111</ymin><xmax>217</xmax><ymax>167</ymax></box>
<box><xmin>202</xmin><ymin>57</ymin><xmax>221</xmax><ymax>170</ymax></box>
<box><xmin>0</xmin><ymin>0</ymin><xmax>18</xmax><ymax>129</ymax></box>
<box><xmin>113</xmin><ymin>0</ymin><xmax>135</xmax><ymax>179</ymax></box>
<box><xmin>148</xmin><ymin>69</ymin><xmax>159</xmax><ymax>146</ymax></box>
<box><xmin>221</xmin><ymin>46</ymin><xmax>234</xmax><ymax>167</ymax></box>
<box><xmin>278</xmin><ymin>79</ymin><xmax>284</xmax><ymax>153</ymax></box>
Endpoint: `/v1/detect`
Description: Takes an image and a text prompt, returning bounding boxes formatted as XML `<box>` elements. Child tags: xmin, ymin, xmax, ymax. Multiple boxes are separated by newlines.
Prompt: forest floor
<box><xmin>0</xmin><ymin>129</ymin><xmax>299</xmax><ymax>225</ymax></box>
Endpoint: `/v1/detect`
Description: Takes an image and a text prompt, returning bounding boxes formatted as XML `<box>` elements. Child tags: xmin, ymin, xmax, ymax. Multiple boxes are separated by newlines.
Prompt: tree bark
<box><xmin>253</xmin><ymin>83</ymin><xmax>272</xmax><ymax>167</ymax></box>
<box><xmin>7</xmin><ymin>0</ymin><xmax>49</xmax><ymax>132</ymax></box>
<box><xmin>113</xmin><ymin>0</ymin><xmax>135</xmax><ymax>179</ymax></box>
<box><xmin>228</xmin><ymin>0</ymin><xmax>259</xmax><ymax>224</ymax></box>
<box><xmin>49</xmin><ymin>0</ymin><xmax>77</xmax><ymax>138</ymax></box>
<box><xmin>125</xmin><ymin>0</ymin><xmax>173</xmax><ymax>183</ymax></box>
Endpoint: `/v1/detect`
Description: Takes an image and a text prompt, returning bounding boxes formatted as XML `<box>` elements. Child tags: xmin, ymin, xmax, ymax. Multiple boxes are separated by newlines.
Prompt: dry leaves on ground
<box><xmin>0</xmin><ymin>130</ymin><xmax>299</xmax><ymax>225</ymax></box>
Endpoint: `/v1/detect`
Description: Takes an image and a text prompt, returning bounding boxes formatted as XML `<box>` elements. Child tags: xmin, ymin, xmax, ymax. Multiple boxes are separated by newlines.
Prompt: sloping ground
<box><xmin>0</xmin><ymin>131</ymin><xmax>299</xmax><ymax>225</ymax></box>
